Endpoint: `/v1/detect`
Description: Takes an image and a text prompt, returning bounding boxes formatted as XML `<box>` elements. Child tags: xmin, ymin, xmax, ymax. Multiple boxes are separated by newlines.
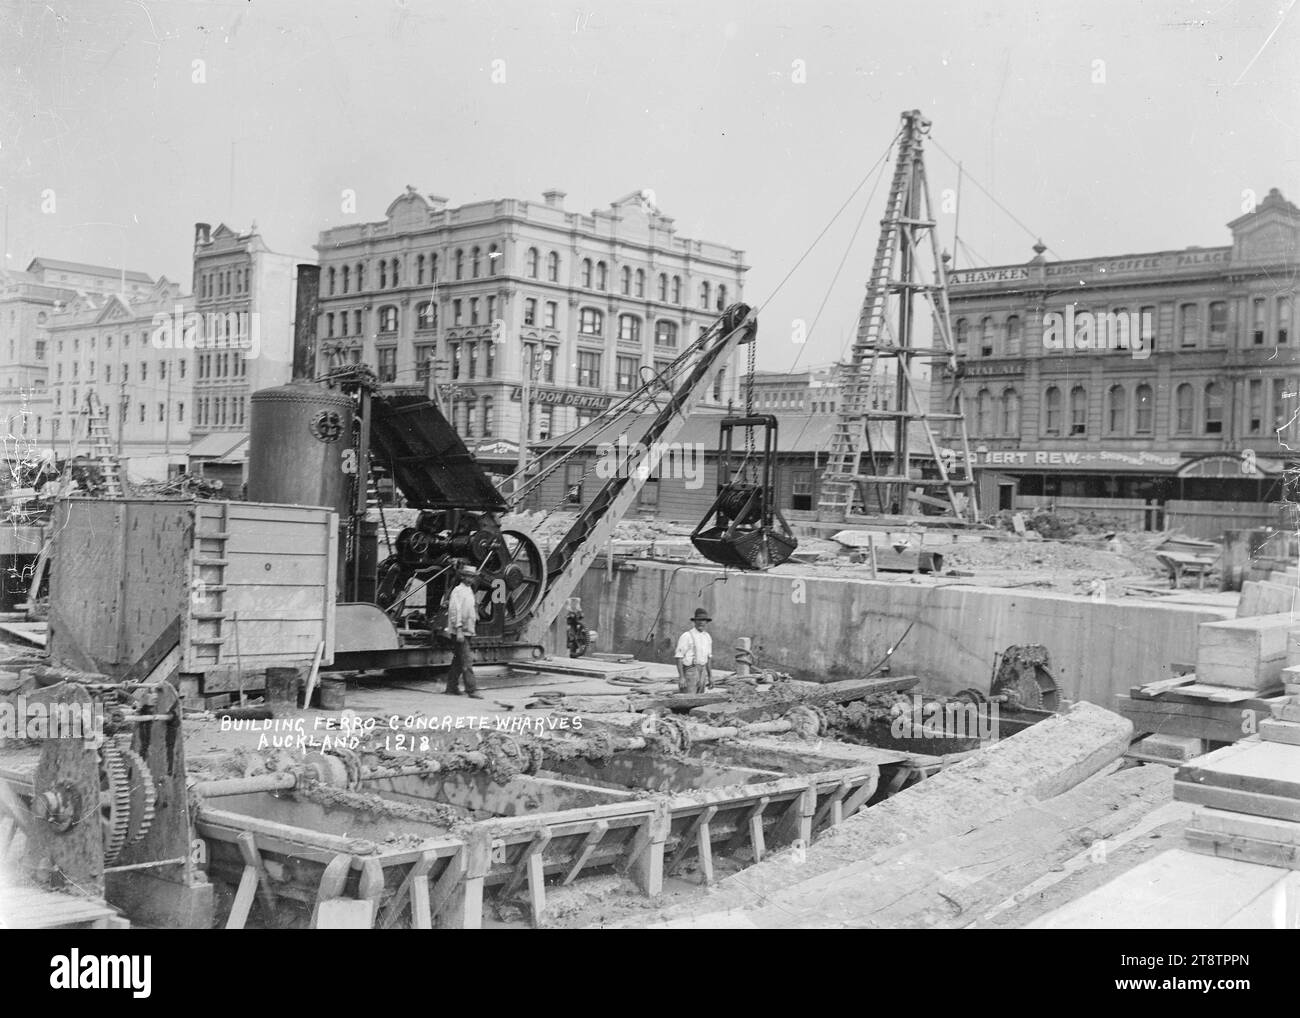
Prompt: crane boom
<box><xmin>517</xmin><ymin>303</ymin><xmax>757</xmax><ymax>646</ymax></box>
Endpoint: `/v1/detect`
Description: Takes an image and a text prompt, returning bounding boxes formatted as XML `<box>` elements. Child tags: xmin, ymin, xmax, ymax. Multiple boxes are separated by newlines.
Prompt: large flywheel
<box><xmin>477</xmin><ymin>529</ymin><xmax>547</xmax><ymax>631</ymax></box>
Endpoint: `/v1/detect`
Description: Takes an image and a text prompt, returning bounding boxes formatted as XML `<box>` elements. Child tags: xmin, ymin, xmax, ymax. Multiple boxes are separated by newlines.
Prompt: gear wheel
<box><xmin>120</xmin><ymin>747</ymin><xmax>156</xmax><ymax>846</ymax></box>
<box><xmin>98</xmin><ymin>742</ymin><xmax>131</xmax><ymax>866</ymax></box>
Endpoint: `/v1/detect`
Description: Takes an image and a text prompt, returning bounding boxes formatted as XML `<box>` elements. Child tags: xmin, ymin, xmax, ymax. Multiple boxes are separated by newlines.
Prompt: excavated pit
<box><xmin>195</xmin><ymin>727</ymin><xmax>926</xmax><ymax>928</ymax></box>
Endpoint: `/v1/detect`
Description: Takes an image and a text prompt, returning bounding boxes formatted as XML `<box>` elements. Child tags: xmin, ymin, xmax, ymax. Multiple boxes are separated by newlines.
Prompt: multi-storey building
<box><xmin>188</xmin><ymin>223</ymin><xmax>306</xmax><ymax>484</ymax></box>
<box><xmin>313</xmin><ymin>187</ymin><xmax>748</xmax><ymax>468</ymax></box>
<box><xmin>0</xmin><ymin>258</ymin><xmax>155</xmax><ymax>451</ymax></box>
<box><xmin>44</xmin><ymin>278</ymin><xmax>193</xmax><ymax>478</ymax></box>
<box><xmin>934</xmin><ymin>187</ymin><xmax>1300</xmax><ymax>516</ymax></box>
<box><xmin>749</xmin><ymin>362</ymin><xmax>928</xmax><ymax>416</ymax></box>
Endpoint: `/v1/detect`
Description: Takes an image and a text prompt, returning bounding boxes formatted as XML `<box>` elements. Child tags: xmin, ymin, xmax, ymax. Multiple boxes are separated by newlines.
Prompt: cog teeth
<box><xmin>121</xmin><ymin>748</ymin><xmax>156</xmax><ymax>846</ymax></box>
<box><xmin>98</xmin><ymin>742</ymin><xmax>131</xmax><ymax>866</ymax></box>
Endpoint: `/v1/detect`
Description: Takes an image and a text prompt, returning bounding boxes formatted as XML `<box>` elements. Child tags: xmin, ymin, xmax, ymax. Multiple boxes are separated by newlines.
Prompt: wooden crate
<box><xmin>1194</xmin><ymin>613</ymin><xmax>1297</xmax><ymax>691</ymax></box>
<box><xmin>49</xmin><ymin>500</ymin><xmax>336</xmax><ymax>691</ymax></box>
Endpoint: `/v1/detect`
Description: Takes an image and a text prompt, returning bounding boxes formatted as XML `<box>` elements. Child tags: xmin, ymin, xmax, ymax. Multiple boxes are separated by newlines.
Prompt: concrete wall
<box><xmin>569</xmin><ymin>560</ymin><xmax>1232</xmax><ymax>710</ymax></box>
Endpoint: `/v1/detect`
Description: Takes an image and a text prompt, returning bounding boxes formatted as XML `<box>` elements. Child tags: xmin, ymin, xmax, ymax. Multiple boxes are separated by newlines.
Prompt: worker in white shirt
<box><xmin>674</xmin><ymin>607</ymin><xmax>713</xmax><ymax>694</ymax></box>
<box><xmin>445</xmin><ymin>566</ymin><xmax>483</xmax><ymax>698</ymax></box>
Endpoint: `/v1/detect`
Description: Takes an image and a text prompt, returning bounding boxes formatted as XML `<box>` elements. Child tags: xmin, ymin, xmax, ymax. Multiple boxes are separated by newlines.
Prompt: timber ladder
<box><xmin>84</xmin><ymin>390</ymin><xmax>123</xmax><ymax>498</ymax></box>
<box><xmin>817</xmin><ymin>109</ymin><xmax>978</xmax><ymax>523</ymax></box>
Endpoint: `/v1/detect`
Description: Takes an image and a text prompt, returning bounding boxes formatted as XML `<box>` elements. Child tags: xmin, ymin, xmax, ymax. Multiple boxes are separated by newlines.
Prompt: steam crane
<box><xmin>246</xmin><ymin>301</ymin><xmax>790</xmax><ymax>674</ymax></box>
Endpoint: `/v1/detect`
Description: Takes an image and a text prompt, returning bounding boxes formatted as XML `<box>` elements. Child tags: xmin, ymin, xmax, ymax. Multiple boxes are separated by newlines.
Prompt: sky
<box><xmin>1</xmin><ymin>0</ymin><xmax>1296</xmax><ymax>371</ymax></box>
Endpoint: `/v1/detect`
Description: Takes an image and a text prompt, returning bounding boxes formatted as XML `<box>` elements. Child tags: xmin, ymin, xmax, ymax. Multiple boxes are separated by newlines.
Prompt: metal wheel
<box><xmin>99</xmin><ymin>742</ymin><xmax>131</xmax><ymax>866</ymax></box>
<box><xmin>478</xmin><ymin>529</ymin><xmax>547</xmax><ymax>629</ymax></box>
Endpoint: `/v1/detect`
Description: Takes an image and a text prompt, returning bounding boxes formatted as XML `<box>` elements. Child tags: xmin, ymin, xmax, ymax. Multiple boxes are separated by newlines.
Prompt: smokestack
<box><xmin>194</xmin><ymin>222</ymin><xmax>211</xmax><ymax>247</ymax></box>
<box><xmin>292</xmin><ymin>263</ymin><xmax>321</xmax><ymax>381</ymax></box>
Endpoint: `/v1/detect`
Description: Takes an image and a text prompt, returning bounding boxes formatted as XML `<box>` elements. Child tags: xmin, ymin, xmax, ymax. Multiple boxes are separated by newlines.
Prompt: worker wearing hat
<box><xmin>674</xmin><ymin>607</ymin><xmax>713</xmax><ymax>694</ymax></box>
<box><xmin>445</xmin><ymin>565</ymin><xmax>483</xmax><ymax>698</ymax></box>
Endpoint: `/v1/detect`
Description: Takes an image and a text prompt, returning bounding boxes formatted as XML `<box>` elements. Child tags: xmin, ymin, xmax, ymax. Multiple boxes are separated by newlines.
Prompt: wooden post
<box><xmin>623</xmin><ymin>805</ymin><xmax>669</xmax><ymax>897</ymax></box>
<box><xmin>867</xmin><ymin>533</ymin><xmax>878</xmax><ymax>579</ymax></box>
<box><xmin>435</xmin><ymin>831</ymin><xmax>490</xmax><ymax>929</ymax></box>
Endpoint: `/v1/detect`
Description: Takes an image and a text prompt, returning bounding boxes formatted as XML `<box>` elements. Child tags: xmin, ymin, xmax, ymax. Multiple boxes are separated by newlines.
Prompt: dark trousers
<box><xmin>447</xmin><ymin>635</ymin><xmax>477</xmax><ymax>694</ymax></box>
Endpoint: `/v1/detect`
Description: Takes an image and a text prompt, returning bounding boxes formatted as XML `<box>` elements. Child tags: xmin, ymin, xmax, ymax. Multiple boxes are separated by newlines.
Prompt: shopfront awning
<box><xmin>188</xmin><ymin>431</ymin><xmax>249</xmax><ymax>460</ymax></box>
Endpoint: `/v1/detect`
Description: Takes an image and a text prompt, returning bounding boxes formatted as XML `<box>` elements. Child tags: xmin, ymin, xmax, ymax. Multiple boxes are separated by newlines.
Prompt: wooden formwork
<box><xmin>194</xmin><ymin>762</ymin><xmax>884</xmax><ymax>929</ymax></box>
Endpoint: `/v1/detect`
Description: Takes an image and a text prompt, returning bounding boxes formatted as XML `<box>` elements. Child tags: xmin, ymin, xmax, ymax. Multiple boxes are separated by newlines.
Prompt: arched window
<box><xmin>454</xmin><ymin>250</ymin><xmax>464</xmax><ymax>280</ymax></box>
<box><xmin>378</xmin><ymin>306</ymin><xmax>398</xmax><ymax>333</ymax></box>
<box><xmin>955</xmin><ymin>318</ymin><xmax>968</xmax><ymax>348</ymax></box>
<box><xmin>391</xmin><ymin>257</ymin><xmax>400</xmax><ymax>287</ymax></box>
<box><xmin>328</xmin><ymin>267</ymin><xmax>336</xmax><ymax>295</ymax></box>
<box><xmin>1205</xmin><ymin>382</ymin><xmax>1223</xmax><ymax>434</ymax></box>
<box><xmin>1005</xmin><ymin>315</ymin><xmax>1022</xmax><ymax>355</ymax></box>
<box><xmin>527</xmin><ymin>248</ymin><xmax>539</xmax><ymax>278</ymax></box>
<box><xmin>618</xmin><ymin>315</ymin><xmax>641</xmax><ymax>343</ymax></box>
<box><xmin>672</xmin><ymin>276</ymin><xmax>682</xmax><ymax>304</ymax></box>
<box><xmin>581</xmin><ymin>259</ymin><xmax>593</xmax><ymax>288</ymax></box>
<box><xmin>700</xmin><ymin>281</ymin><xmax>711</xmax><ymax>310</ymax></box>
<box><xmin>1174</xmin><ymin>383</ymin><xmax>1194</xmax><ymax>434</ymax></box>
<box><xmin>342</xmin><ymin>265</ymin><xmax>350</xmax><ymax>292</ymax></box>
<box><xmin>975</xmin><ymin>388</ymin><xmax>991</xmax><ymax>436</ymax></box>
<box><xmin>431</xmin><ymin>254</ymin><xmax>438</xmax><ymax>281</ymax></box>
<box><xmin>487</xmin><ymin>244</ymin><xmax>499</xmax><ymax>275</ymax></box>
<box><xmin>621</xmin><ymin>266</ymin><xmax>631</xmax><ymax>295</ymax></box>
<box><xmin>717</xmin><ymin>284</ymin><xmax>728</xmax><ymax>310</ymax></box>
<box><xmin>596</xmin><ymin>261</ymin><xmax>607</xmax><ymax>290</ymax></box>
<box><xmin>356</xmin><ymin>263</ymin><xmax>365</xmax><ymax>290</ymax></box>
<box><xmin>1135</xmin><ymin>383</ymin><xmax>1154</xmax><ymax>435</ymax></box>
<box><xmin>417</xmin><ymin>255</ymin><xmax>425</xmax><ymax>285</ymax></box>
<box><xmin>1106</xmin><ymin>384</ymin><xmax>1127</xmax><ymax>435</ymax></box>
<box><xmin>1001</xmin><ymin>388</ymin><xmax>1020</xmax><ymax>435</ymax></box>
<box><xmin>1070</xmin><ymin>385</ymin><xmax>1087</xmax><ymax>435</ymax></box>
<box><xmin>657</xmin><ymin>273</ymin><xmax>668</xmax><ymax>301</ymax></box>
<box><xmin>1044</xmin><ymin>385</ymin><xmax>1062</xmax><ymax>436</ymax></box>
<box><xmin>417</xmin><ymin>301</ymin><xmax>437</xmax><ymax>330</ymax></box>
<box><xmin>379</xmin><ymin>261</ymin><xmax>388</xmax><ymax>289</ymax></box>
<box><xmin>547</xmin><ymin>251</ymin><xmax>559</xmax><ymax>282</ymax></box>
<box><xmin>981</xmin><ymin>316</ymin><xmax>996</xmax><ymax>357</ymax></box>
<box><xmin>635</xmin><ymin>269</ymin><xmax>646</xmax><ymax>297</ymax></box>
<box><xmin>471</xmin><ymin>247</ymin><xmax>481</xmax><ymax>278</ymax></box>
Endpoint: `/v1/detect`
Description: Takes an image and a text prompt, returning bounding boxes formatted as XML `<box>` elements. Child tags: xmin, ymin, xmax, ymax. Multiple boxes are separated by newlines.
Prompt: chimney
<box><xmin>542</xmin><ymin>189</ymin><xmax>567</xmax><ymax>210</ymax></box>
<box><xmin>292</xmin><ymin>264</ymin><xmax>321</xmax><ymax>381</ymax></box>
<box><xmin>194</xmin><ymin>222</ymin><xmax>211</xmax><ymax>247</ymax></box>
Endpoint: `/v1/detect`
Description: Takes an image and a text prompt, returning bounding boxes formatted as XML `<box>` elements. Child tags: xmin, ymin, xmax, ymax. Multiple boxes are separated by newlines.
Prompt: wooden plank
<box><xmin>1131</xmin><ymin>675</ymin><xmax>1197</xmax><ymax>699</ymax></box>
<box><xmin>1118</xmin><ymin>694</ymin><xmax>1264</xmax><ymax>743</ymax></box>
<box><xmin>1176</xmin><ymin>739</ymin><xmax>1300</xmax><ymax>801</ymax></box>
<box><xmin>377</xmin><ymin>850</ymin><xmax>436</xmax><ymax>930</ymax></box>
<box><xmin>812</xmin><ymin>779</ymin><xmax>852</xmax><ymax>831</ymax></box>
<box><xmin>308</xmin><ymin>853</ymin><xmax>353</xmax><ymax>929</ymax></box>
<box><xmin>427</xmin><ymin>848</ymin><xmax>468</xmax><ymax>924</ymax></box>
<box><xmin>696</xmin><ymin>813</ymin><xmax>715</xmax><ymax>885</ymax></box>
<box><xmin>1260</xmin><ymin>718</ymin><xmax>1300</xmax><ymax>746</ymax></box>
<box><xmin>1175</xmin><ymin>782</ymin><xmax>1300</xmax><ymax>823</ymax></box>
<box><xmin>666</xmin><ymin>807</ymin><xmax>717</xmax><ymax>877</ymax></box>
<box><xmin>560</xmin><ymin>820</ymin><xmax>609</xmax><ymax>886</ymax></box>
<box><xmin>840</xmin><ymin>770</ymin><xmax>882</xmax><ymax>817</ymax></box>
<box><xmin>0</xmin><ymin>622</ymin><xmax>46</xmax><ymax>647</ymax></box>
<box><xmin>501</xmin><ymin>828</ymin><xmax>552</xmax><ymax>901</ymax></box>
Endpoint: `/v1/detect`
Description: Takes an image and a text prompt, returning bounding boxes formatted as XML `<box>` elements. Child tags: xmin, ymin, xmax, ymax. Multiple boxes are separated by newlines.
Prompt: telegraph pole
<box><xmin>515</xmin><ymin>342</ymin><xmax>532</xmax><ymax>497</ymax></box>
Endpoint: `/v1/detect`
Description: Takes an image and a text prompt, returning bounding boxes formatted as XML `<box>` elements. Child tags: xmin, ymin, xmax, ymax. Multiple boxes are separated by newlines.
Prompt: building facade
<box><xmin>0</xmin><ymin>258</ymin><xmax>155</xmax><ymax>453</ymax></box>
<box><xmin>188</xmin><ymin>223</ymin><xmax>306</xmax><ymax>482</ymax></box>
<box><xmin>43</xmin><ymin>279</ymin><xmax>193</xmax><ymax>478</ymax></box>
<box><xmin>934</xmin><ymin>187</ymin><xmax>1300</xmax><ymax>514</ymax></box>
<box><xmin>312</xmin><ymin>187</ymin><xmax>749</xmax><ymax>467</ymax></box>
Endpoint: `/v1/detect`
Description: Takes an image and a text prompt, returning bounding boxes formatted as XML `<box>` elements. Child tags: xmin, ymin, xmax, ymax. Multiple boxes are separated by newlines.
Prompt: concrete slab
<box><xmin>1026</xmin><ymin>848</ymin><xmax>1296</xmax><ymax>928</ymax></box>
